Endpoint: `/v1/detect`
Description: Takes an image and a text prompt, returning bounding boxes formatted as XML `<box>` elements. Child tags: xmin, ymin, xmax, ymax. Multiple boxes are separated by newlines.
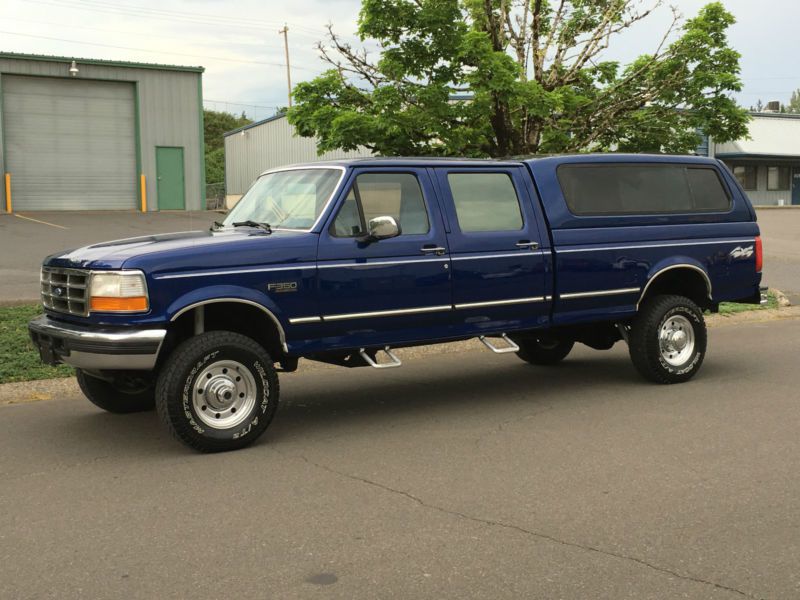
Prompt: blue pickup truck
<box><xmin>29</xmin><ymin>155</ymin><xmax>763</xmax><ymax>452</ymax></box>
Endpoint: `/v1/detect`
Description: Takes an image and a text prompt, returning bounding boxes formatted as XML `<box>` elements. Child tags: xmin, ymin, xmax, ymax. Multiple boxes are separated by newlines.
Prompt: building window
<box><xmin>732</xmin><ymin>165</ymin><xmax>757</xmax><ymax>190</ymax></box>
<box><xmin>767</xmin><ymin>166</ymin><xmax>790</xmax><ymax>191</ymax></box>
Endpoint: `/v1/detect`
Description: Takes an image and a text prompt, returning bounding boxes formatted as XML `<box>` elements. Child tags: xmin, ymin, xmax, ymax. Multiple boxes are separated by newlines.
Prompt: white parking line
<box><xmin>14</xmin><ymin>214</ymin><xmax>69</xmax><ymax>229</ymax></box>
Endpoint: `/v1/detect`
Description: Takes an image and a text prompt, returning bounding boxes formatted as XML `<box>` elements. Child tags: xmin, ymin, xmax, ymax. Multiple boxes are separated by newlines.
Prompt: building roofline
<box><xmin>0</xmin><ymin>51</ymin><xmax>204</xmax><ymax>73</ymax></box>
<box><xmin>715</xmin><ymin>152</ymin><xmax>800</xmax><ymax>161</ymax></box>
<box><xmin>747</xmin><ymin>111</ymin><xmax>800</xmax><ymax>120</ymax></box>
<box><xmin>224</xmin><ymin>112</ymin><xmax>286</xmax><ymax>137</ymax></box>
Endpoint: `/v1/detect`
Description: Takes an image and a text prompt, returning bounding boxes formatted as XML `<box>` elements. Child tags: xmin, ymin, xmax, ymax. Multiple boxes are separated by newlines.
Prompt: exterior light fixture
<box><xmin>69</xmin><ymin>61</ymin><xmax>79</xmax><ymax>77</ymax></box>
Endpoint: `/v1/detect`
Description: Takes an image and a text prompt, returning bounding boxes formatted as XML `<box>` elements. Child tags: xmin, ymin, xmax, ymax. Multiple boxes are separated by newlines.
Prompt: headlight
<box><xmin>89</xmin><ymin>271</ymin><xmax>149</xmax><ymax>313</ymax></box>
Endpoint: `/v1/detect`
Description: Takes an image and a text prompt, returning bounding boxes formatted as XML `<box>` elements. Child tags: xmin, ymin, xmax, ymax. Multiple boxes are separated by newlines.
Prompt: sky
<box><xmin>2</xmin><ymin>0</ymin><xmax>798</xmax><ymax>121</ymax></box>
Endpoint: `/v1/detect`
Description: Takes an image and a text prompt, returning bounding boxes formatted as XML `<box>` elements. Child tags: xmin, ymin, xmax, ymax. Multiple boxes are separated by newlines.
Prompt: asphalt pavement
<box><xmin>2</xmin><ymin>317</ymin><xmax>799</xmax><ymax>599</ymax></box>
<box><xmin>756</xmin><ymin>209</ymin><xmax>800</xmax><ymax>303</ymax></box>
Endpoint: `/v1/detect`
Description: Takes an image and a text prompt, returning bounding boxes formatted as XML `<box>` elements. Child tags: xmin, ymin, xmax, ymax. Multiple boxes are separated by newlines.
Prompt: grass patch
<box><xmin>0</xmin><ymin>304</ymin><xmax>73</xmax><ymax>384</ymax></box>
<box><xmin>717</xmin><ymin>291</ymin><xmax>778</xmax><ymax>315</ymax></box>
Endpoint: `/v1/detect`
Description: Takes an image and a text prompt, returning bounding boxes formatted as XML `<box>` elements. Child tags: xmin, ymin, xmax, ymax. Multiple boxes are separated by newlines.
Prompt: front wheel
<box><xmin>76</xmin><ymin>369</ymin><xmax>155</xmax><ymax>413</ymax></box>
<box><xmin>155</xmin><ymin>331</ymin><xmax>280</xmax><ymax>453</ymax></box>
<box><xmin>629</xmin><ymin>294</ymin><xmax>707</xmax><ymax>384</ymax></box>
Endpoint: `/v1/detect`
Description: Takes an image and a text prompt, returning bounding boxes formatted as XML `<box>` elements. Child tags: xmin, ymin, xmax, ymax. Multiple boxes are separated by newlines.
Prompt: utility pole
<box><xmin>278</xmin><ymin>24</ymin><xmax>292</xmax><ymax>108</ymax></box>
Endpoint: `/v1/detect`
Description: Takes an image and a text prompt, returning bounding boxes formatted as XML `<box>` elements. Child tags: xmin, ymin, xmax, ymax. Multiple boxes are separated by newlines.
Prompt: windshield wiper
<box><xmin>231</xmin><ymin>220</ymin><xmax>273</xmax><ymax>233</ymax></box>
<box><xmin>210</xmin><ymin>221</ymin><xmax>226</xmax><ymax>231</ymax></box>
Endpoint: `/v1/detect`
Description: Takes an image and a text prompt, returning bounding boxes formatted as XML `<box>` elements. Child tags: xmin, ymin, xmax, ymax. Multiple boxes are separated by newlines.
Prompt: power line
<box><xmin>22</xmin><ymin>0</ymin><xmax>331</xmax><ymax>38</ymax></box>
<box><xmin>204</xmin><ymin>99</ymin><xmax>278</xmax><ymax>110</ymax></box>
<box><xmin>0</xmin><ymin>30</ymin><xmax>323</xmax><ymax>71</ymax></box>
<box><xmin>2</xmin><ymin>16</ymin><xmax>285</xmax><ymax>51</ymax></box>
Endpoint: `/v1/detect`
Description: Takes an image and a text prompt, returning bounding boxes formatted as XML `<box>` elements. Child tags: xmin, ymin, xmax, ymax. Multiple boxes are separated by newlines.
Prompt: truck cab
<box><xmin>29</xmin><ymin>155</ymin><xmax>763</xmax><ymax>452</ymax></box>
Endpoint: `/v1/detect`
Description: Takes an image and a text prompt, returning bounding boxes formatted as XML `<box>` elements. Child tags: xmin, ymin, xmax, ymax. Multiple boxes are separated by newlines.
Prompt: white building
<box><xmin>223</xmin><ymin>114</ymin><xmax>371</xmax><ymax>206</ymax></box>
<box><xmin>709</xmin><ymin>112</ymin><xmax>800</xmax><ymax>206</ymax></box>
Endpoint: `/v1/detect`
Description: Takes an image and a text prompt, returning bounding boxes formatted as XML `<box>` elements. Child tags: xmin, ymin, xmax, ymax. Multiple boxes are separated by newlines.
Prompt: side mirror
<box><xmin>361</xmin><ymin>216</ymin><xmax>401</xmax><ymax>243</ymax></box>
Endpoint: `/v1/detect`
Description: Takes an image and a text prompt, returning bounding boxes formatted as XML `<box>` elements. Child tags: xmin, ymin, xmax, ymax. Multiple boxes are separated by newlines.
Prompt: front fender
<box><xmin>166</xmin><ymin>285</ymin><xmax>285</xmax><ymax>325</ymax></box>
<box><xmin>165</xmin><ymin>285</ymin><xmax>289</xmax><ymax>352</ymax></box>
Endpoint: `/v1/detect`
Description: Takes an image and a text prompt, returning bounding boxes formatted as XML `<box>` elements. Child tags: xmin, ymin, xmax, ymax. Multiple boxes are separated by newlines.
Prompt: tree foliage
<box><xmin>204</xmin><ymin>109</ymin><xmax>251</xmax><ymax>184</ymax></box>
<box><xmin>288</xmin><ymin>0</ymin><xmax>749</xmax><ymax>157</ymax></box>
<box><xmin>787</xmin><ymin>90</ymin><xmax>800</xmax><ymax>114</ymax></box>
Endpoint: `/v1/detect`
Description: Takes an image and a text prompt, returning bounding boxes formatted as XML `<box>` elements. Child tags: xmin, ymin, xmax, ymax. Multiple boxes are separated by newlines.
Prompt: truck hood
<box><xmin>43</xmin><ymin>228</ymin><xmax>317</xmax><ymax>273</ymax></box>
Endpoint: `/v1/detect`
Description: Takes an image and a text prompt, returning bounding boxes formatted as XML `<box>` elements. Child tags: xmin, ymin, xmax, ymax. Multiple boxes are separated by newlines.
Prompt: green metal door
<box><xmin>156</xmin><ymin>147</ymin><xmax>185</xmax><ymax>210</ymax></box>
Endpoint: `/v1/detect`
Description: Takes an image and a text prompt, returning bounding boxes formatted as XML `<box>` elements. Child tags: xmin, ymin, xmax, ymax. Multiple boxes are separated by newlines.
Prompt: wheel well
<box><xmin>170</xmin><ymin>302</ymin><xmax>285</xmax><ymax>360</ymax></box>
<box><xmin>638</xmin><ymin>267</ymin><xmax>711</xmax><ymax>310</ymax></box>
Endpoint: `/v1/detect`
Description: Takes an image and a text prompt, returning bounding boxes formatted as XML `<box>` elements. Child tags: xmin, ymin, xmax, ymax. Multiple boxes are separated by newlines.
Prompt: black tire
<box><xmin>516</xmin><ymin>336</ymin><xmax>574</xmax><ymax>365</ymax></box>
<box><xmin>155</xmin><ymin>331</ymin><xmax>280</xmax><ymax>453</ymax></box>
<box><xmin>629</xmin><ymin>294</ymin><xmax>707</xmax><ymax>384</ymax></box>
<box><xmin>76</xmin><ymin>369</ymin><xmax>155</xmax><ymax>413</ymax></box>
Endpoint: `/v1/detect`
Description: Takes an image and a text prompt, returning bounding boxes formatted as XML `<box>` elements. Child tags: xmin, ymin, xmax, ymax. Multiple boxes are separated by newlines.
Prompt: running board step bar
<box><xmin>359</xmin><ymin>346</ymin><xmax>403</xmax><ymax>369</ymax></box>
<box><xmin>479</xmin><ymin>334</ymin><xmax>520</xmax><ymax>354</ymax></box>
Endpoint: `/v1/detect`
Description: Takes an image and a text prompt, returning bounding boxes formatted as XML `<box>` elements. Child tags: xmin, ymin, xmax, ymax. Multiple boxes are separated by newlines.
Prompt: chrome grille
<box><xmin>41</xmin><ymin>267</ymin><xmax>90</xmax><ymax>316</ymax></box>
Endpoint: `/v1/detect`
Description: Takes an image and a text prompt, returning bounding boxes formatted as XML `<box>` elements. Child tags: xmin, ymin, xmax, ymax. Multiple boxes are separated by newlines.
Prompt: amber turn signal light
<box><xmin>90</xmin><ymin>296</ymin><xmax>149</xmax><ymax>312</ymax></box>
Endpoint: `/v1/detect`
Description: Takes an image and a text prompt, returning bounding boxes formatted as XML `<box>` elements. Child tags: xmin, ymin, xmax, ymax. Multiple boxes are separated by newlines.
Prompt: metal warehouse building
<box><xmin>0</xmin><ymin>52</ymin><xmax>204</xmax><ymax>212</ymax></box>
<box><xmin>223</xmin><ymin>113</ymin><xmax>371</xmax><ymax>206</ymax></box>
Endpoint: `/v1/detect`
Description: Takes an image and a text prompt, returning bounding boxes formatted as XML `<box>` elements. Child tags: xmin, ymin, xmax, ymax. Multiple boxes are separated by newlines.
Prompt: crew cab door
<box><xmin>434</xmin><ymin>166</ymin><xmax>551</xmax><ymax>333</ymax></box>
<box><xmin>315</xmin><ymin>167</ymin><xmax>452</xmax><ymax>349</ymax></box>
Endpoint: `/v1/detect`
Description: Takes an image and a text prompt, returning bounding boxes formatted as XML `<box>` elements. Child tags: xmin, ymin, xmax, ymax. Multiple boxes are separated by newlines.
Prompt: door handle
<box><xmin>420</xmin><ymin>245</ymin><xmax>447</xmax><ymax>256</ymax></box>
<box><xmin>515</xmin><ymin>240</ymin><xmax>539</xmax><ymax>250</ymax></box>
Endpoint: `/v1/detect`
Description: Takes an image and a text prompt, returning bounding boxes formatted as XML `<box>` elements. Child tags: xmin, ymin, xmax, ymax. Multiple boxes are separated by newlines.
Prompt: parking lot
<box><xmin>2</xmin><ymin>207</ymin><xmax>799</xmax><ymax>599</ymax></box>
<box><xmin>2</xmin><ymin>318</ymin><xmax>799</xmax><ymax>599</ymax></box>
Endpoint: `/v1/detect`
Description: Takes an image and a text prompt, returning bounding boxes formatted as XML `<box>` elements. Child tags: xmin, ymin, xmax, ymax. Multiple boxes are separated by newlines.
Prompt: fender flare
<box><xmin>167</xmin><ymin>287</ymin><xmax>287</xmax><ymax>352</ymax></box>
<box><xmin>637</xmin><ymin>262</ymin><xmax>712</xmax><ymax>310</ymax></box>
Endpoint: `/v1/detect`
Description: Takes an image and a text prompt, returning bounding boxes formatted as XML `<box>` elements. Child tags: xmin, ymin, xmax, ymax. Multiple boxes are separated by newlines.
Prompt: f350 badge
<box><xmin>267</xmin><ymin>282</ymin><xmax>298</xmax><ymax>293</ymax></box>
<box><xmin>729</xmin><ymin>246</ymin><xmax>754</xmax><ymax>260</ymax></box>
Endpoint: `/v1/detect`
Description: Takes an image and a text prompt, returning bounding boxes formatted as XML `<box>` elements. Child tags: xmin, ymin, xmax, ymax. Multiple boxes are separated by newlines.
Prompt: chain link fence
<box><xmin>205</xmin><ymin>182</ymin><xmax>226</xmax><ymax>211</ymax></box>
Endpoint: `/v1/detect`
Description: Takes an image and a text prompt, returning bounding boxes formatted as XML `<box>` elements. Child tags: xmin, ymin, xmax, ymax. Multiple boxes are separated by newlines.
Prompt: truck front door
<box><xmin>315</xmin><ymin>167</ymin><xmax>452</xmax><ymax>349</ymax></box>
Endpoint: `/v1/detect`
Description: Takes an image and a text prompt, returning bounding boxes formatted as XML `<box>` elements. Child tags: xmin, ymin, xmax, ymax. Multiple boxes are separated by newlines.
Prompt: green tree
<box><xmin>288</xmin><ymin>1</ymin><xmax>749</xmax><ymax>157</ymax></box>
<box><xmin>204</xmin><ymin>109</ymin><xmax>251</xmax><ymax>184</ymax></box>
<box><xmin>786</xmin><ymin>90</ymin><xmax>800</xmax><ymax>114</ymax></box>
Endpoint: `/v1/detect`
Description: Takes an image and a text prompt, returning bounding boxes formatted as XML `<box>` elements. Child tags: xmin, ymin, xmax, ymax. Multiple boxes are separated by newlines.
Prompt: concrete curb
<box><xmin>3</xmin><ymin>304</ymin><xmax>799</xmax><ymax>406</ymax></box>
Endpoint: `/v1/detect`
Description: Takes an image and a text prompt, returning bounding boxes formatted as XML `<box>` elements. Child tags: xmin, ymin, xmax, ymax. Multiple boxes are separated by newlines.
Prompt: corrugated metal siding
<box><xmin>224</xmin><ymin>115</ymin><xmax>372</xmax><ymax>194</ymax></box>
<box><xmin>0</xmin><ymin>56</ymin><xmax>202</xmax><ymax>211</ymax></box>
<box><xmin>3</xmin><ymin>75</ymin><xmax>137</xmax><ymax>210</ymax></box>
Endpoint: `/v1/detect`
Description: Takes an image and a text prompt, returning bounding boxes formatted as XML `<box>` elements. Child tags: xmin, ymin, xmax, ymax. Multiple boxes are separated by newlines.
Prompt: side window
<box><xmin>686</xmin><ymin>168</ymin><xmax>730</xmax><ymax>211</ymax></box>
<box><xmin>447</xmin><ymin>172</ymin><xmax>523</xmax><ymax>232</ymax></box>
<box><xmin>331</xmin><ymin>173</ymin><xmax>430</xmax><ymax>237</ymax></box>
<box><xmin>557</xmin><ymin>164</ymin><xmax>731</xmax><ymax>215</ymax></box>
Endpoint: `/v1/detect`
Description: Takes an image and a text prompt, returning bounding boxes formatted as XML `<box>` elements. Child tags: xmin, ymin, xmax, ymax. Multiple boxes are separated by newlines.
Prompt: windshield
<box><xmin>224</xmin><ymin>168</ymin><xmax>342</xmax><ymax>230</ymax></box>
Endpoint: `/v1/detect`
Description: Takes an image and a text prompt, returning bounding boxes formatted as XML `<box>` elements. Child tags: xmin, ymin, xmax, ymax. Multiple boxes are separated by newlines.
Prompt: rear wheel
<box><xmin>76</xmin><ymin>369</ymin><xmax>155</xmax><ymax>413</ymax></box>
<box><xmin>155</xmin><ymin>331</ymin><xmax>279</xmax><ymax>453</ymax></box>
<box><xmin>629</xmin><ymin>294</ymin><xmax>707</xmax><ymax>384</ymax></box>
<box><xmin>516</xmin><ymin>336</ymin><xmax>574</xmax><ymax>365</ymax></box>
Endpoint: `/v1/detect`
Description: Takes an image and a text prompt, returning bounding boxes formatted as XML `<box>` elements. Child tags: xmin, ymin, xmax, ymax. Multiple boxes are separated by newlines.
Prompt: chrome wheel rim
<box><xmin>192</xmin><ymin>360</ymin><xmax>257</xmax><ymax>429</ymax></box>
<box><xmin>659</xmin><ymin>314</ymin><xmax>695</xmax><ymax>367</ymax></box>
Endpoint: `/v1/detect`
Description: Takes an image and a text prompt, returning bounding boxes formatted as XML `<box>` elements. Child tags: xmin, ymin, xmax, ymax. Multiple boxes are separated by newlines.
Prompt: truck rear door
<box><xmin>433</xmin><ymin>165</ymin><xmax>552</xmax><ymax>334</ymax></box>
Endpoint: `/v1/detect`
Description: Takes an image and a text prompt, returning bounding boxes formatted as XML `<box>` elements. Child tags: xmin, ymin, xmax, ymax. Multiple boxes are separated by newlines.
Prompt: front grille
<box><xmin>41</xmin><ymin>267</ymin><xmax>90</xmax><ymax>316</ymax></box>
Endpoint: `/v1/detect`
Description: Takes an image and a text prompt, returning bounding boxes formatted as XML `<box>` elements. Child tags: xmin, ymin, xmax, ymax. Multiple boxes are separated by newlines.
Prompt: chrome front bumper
<box><xmin>28</xmin><ymin>315</ymin><xmax>167</xmax><ymax>371</ymax></box>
